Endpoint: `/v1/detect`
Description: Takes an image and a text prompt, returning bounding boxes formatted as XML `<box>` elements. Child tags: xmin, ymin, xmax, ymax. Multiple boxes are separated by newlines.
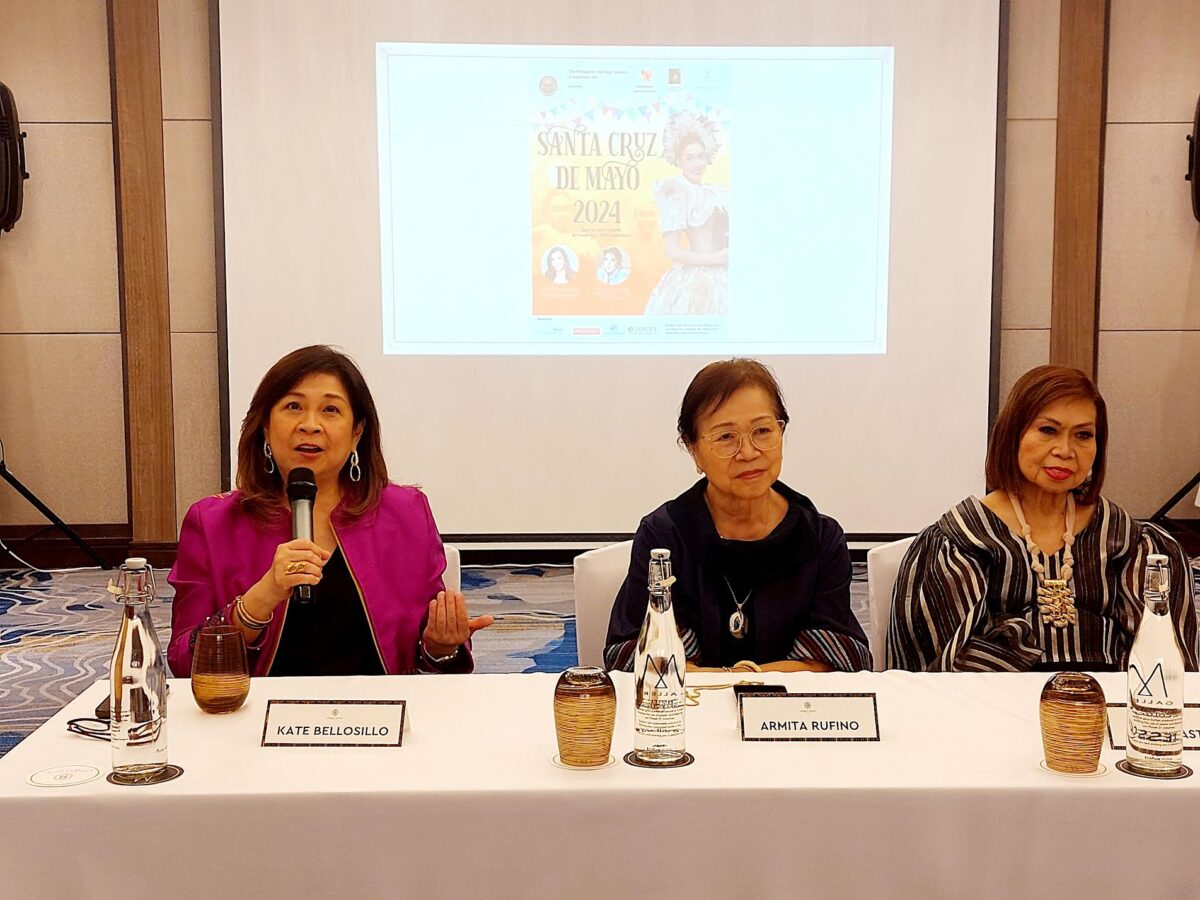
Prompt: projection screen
<box><xmin>216</xmin><ymin>0</ymin><xmax>1003</xmax><ymax>539</ymax></box>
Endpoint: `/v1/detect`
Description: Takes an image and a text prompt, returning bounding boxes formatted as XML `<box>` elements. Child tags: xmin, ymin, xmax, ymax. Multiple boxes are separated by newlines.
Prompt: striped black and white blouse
<box><xmin>885</xmin><ymin>496</ymin><xmax>1199</xmax><ymax>672</ymax></box>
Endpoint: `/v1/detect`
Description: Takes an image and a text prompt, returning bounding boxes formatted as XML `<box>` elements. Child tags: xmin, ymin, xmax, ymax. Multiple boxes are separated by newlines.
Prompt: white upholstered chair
<box><xmin>573</xmin><ymin>540</ymin><xmax>633</xmax><ymax>667</ymax></box>
<box><xmin>865</xmin><ymin>536</ymin><xmax>916</xmax><ymax>671</ymax></box>
<box><xmin>442</xmin><ymin>543</ymin><xmax>461</xmax><ymax>594</ymax></box>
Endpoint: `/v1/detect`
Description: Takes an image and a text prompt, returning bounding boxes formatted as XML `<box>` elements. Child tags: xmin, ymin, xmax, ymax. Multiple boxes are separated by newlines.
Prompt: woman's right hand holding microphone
<box><xmin>235</xmin><ymin>540</ymin><xmax>332</xmax><ymax>632</ymax></box>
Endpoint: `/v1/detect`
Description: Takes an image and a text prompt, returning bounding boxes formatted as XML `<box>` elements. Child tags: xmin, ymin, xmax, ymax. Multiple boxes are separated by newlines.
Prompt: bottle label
<box><xmin>1129</xmin><ymin>660</ymin><xmax>1176</xmax><ymax>707</ymax></box>
<box><xmin>1128</xmin><ymin>704</ymin><xmax>1184</xmax><ymax>755</ymax></box>
<box><xmin>636</xmin><ymin>690</ymin><xmax>685</xmax><ymax>739</ymax></box>
<box><xmin>635</xmin><ymin>654</ymin><xmax>685</xmax><ymax>744</ymax></box>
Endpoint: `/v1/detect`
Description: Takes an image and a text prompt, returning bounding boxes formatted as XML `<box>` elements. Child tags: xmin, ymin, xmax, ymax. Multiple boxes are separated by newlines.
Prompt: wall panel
<box><xmin>998</xmin><ymin>328</ymin><xmax>1050</xmax><ymax>404</ymax></box>
<box><xmin>0</xmin><ymin>334</ymin><xmax>128</xmax><ymax>525</ymax></box>
<box><xmin>0</xmin><ymin>124</ymin><xmax>120</xmax><ymax>334</ymax></box>
<box><xmin>1000</xmin><ymin>120</ymin><xmax>1057</xmax><ymax>330</ymax></box>
<box><xmin>171</xmin><ymin>332</ymin><xmax>221</xmax><ymax>530</ymax></box>
<box><xmin>1099</xmin><ymin>331</ymin><xmax>1200</xmax><ymax>517</ymax></box>
<box><xmin>1007</xmin><ymin>0</ymin><xmax>1061</xmax><ymax>120</ymax></box>
<box><xmin>159</xmin><ymin>0</ymin><xmax>213</xmax><ymax>120</ymax></box>
<box><xmin>1100</xmin><ymin>123</ymin><xmax>1200</xmax><ymax>332</ymax></box>
<box><xmin>0</xmin><ymin>0</ymin><xmax>112</xmax><ymax>123</ymax></box>
<box><xmin>164</xmin><ymin>120</ymin><xmax>218</xmax><ymax>332</ymax></box>
<box><xmin>1107</xmin><ymin>0</ymin><xmax>1200</xmax><ymax>124</ymax></box>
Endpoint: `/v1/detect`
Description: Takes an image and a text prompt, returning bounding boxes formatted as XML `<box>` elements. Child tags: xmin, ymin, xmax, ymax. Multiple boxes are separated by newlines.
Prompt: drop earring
<box><xmin>349</xmin><ymin>449</ymin><xmax>361</xmax><ymax>483</ymax></box>
<box><xmin>264</xmin><ymin>440</ymin><xmax>276</xmax><ymax>475</ymax></box>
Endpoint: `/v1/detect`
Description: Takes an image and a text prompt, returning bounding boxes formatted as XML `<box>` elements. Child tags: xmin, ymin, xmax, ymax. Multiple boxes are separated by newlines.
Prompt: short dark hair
<box><xmin>985</xmin><ymin>365</ymin><xmax>1107</xmax><ymax>505</ymax></box>
<box><xmin>677</xmin><ymin>358</ymin><xmax>789</xmax><ymax>446</ymax></box>
<box><xmin>236</xmin><ymin>345</ymin><xmax>389</xmax><ymax>524</ymax></box>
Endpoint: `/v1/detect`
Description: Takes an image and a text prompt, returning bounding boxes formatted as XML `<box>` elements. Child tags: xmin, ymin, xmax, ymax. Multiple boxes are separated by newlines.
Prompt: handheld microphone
<box><xmin>286</xmin><ymin>467</ymin><xmax>317</xmax><ymax>604</ymax></box>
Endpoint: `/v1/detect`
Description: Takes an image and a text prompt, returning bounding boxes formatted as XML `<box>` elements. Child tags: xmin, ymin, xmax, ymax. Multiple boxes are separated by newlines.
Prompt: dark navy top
<box><xmin>604</xmin><ymin>479</ymin><xmax>870</xmax><ymax>671</ymax></box>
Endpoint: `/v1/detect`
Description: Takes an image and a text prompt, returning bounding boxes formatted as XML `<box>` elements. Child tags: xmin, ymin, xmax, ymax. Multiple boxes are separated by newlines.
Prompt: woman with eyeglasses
<box><xmin>603</xmin><ymin>359</ymin><xmax>870</xmax><ymax>673</ymax></box>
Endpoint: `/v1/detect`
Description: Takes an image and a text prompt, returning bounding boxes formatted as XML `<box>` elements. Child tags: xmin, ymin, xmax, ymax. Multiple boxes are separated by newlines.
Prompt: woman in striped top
<box><xmin>604</xmin><ymin>359</ymin><xmax>871</xmax><ymax>674</ymax></box>
<box><xmin>887</xmin><ymin>365</ymin><xmax>1198</xmax><ymax>672</ymax></box>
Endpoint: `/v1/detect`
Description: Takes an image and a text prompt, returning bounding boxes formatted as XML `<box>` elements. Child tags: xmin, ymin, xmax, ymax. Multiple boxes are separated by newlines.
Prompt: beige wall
<box><xmin>1099</xmin><ymin>0</ymin><xmax>1200</xmax><ymax>518</ymax></box>
<box><xmin>0</xmin><ymin>0</ymin><xmax>221</xmax><ymax>529</ymax></box>
<box><xmin>0</xmin><ymin>1</ymin><xmax>126</xmax><ymax>526</ymax></box>
<box><xmin>159</xmin><ymin>0</ymin><xmax>222</xmax><ymax>530</ymax></box>
<box><xmin>999</xmin><ymin>0</ymin><xmax>1058</xmax><ymax>405</ymax></box>
<box><xmin>1000</xmin><ymin>0</ymin><xmax>1199</xmax><ymax>518</ymax></box>
<box><xmin>0</xmin><ymin>0</ymin><xmax>1194</xmax><ymax>530</ymax></box>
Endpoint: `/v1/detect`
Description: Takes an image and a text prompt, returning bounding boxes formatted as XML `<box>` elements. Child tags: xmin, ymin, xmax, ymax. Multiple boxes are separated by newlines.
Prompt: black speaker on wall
<box><xmin>0</xmin><ymin>80</ymin><xmax>30</xmax><ymax>235</ymax></box>
<box><xmin>1188</xmin><ymin>94</ymin><xmax>1200</xmax><ymax>224</ymax></box>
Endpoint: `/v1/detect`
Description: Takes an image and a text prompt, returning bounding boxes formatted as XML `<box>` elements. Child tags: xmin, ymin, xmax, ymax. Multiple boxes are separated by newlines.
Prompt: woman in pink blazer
<box><xmin>168</xmin><ymin>345</ymin><xmax>491</xmax><ymax>677</ymax></box>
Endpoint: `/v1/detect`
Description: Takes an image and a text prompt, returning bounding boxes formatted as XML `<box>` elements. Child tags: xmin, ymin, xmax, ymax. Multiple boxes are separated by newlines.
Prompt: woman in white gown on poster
<box><xmin>644</xmin><ymin>111</ymin><xmax>729</xmax><ymax>316</ymax></box>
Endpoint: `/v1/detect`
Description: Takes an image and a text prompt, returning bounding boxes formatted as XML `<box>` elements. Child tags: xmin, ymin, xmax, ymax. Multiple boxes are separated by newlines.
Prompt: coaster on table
<box><xmin>1038</xmin><ymin>759</ymin><xmax>1107</xmax><ymax>778</ymax></box>
<box><xmin>622</xmin><ymin>750</ymin><xmax>695</xmax><ymax>769</ymax></box>
<box><xmin>107</xmin><ymin>764</ymin><xmax>184</xmax><ymax>786</ymax></box>
<box><xmin>1115</xmin><ymin>760</ymin><xmax>1193</xmax><ymax>780</ymax></box>
<box><xmin>551</xmin><ymin>754</ymin><xmax>617</xmax><ymax>771</ymax></box>
<box><xmin>27</xmin><ymin>765</ymin><xmax>102</xmax><ymax>788</ymax></box>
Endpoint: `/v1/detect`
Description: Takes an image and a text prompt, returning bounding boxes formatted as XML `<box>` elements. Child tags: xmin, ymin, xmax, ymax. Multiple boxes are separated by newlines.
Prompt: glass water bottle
<box><xmin>109</xmin><ymin>557</ymin><xmax>169</xmax><ymax>781</ymax></box>
<box><xmin>1126</xmin><ymin>553</ymin><xmax>1184</xmax><ymax>775</ymax></box>
<box><xmin>633</xmin><ymin>548</ymin><xmax>687</xmax><ymax>764</ymax></box>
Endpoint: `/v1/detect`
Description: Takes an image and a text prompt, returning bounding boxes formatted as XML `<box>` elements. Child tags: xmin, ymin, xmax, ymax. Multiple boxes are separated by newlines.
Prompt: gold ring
<box><xmin>284</xmin><ymin>561</ymin><xmax>305</xmax><ymax>574</ymax></box>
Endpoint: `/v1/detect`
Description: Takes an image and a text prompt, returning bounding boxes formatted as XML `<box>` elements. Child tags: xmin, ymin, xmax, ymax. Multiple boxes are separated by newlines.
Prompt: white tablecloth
<box><xmin>1</xmin><ymin>671</ymin><xmax>1198</xmax><ymax>899</ymax></box>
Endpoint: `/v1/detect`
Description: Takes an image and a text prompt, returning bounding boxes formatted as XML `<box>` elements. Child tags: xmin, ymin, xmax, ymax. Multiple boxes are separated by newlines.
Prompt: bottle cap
<box><xmin>1146</xmin><ymin>554</ymin><xmax>1171</xmax><ymax>594</ymax></box>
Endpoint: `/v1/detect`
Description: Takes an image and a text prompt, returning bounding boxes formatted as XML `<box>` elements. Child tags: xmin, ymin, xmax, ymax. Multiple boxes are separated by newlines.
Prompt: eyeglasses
<box><xmin>703</xmin><ymin>420</ymin><xmax>785</xmax><ymax>459</ymax></box>
<box><xmin>67</xmin><ymin>718</ymin><xmax>110</xmax><ymax>742</ymax></box>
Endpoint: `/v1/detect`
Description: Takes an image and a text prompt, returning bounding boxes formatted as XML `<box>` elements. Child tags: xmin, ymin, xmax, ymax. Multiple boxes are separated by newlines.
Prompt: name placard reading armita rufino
<box><xmin>738</xmin><ymin>692</ymin><xmax>880</xmax><ymax>742</ymax></box>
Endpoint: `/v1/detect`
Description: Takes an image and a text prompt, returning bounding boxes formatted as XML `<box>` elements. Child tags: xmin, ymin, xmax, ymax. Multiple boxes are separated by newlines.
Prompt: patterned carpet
<box><xmin>0</xmin><ymin>561</ymin><xmax>871</xmax><ymax>758</ymax></box>
<box><xmin>457</xmin><ymin>565</ymin><xmax>578</xmax><ymax>674</ymax></box>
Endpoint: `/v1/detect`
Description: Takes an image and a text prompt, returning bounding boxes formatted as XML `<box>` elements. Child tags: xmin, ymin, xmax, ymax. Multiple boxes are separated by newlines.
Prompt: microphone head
<box><xmin>286</xmin><ymin>467</ymin><xmax>317</xmax><ymax>502</ymax></box>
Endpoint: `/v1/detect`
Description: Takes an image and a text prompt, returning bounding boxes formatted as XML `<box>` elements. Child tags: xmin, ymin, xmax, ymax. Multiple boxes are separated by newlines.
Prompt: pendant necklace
<box><xmin>1008</xmin><ymin>491</ymin><xmax>1077</xmax><ymax>628</ymax></box>
<box><xmin>724</xmin><ymin>576</ymin><xmax>752</xmax><ymax>639</ymax></box>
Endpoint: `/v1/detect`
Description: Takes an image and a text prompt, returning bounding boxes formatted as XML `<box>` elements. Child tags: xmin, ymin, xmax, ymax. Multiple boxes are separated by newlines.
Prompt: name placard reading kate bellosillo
<box><xmin>738</xmin><ymin>692</ymin><xmax>879</xmax><ymax>742</ymax></box>
<box><xmin>262</xmin><ymin>699</ymin><xmax>406</xmax><ymax>747</ymax></box>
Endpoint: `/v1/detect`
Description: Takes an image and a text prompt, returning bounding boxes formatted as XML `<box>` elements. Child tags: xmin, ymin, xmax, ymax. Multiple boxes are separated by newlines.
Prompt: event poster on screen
<box><xmin>376</xmin><ymin>44</ymin><xmax>893</xmax><ymax>356</ymax></box>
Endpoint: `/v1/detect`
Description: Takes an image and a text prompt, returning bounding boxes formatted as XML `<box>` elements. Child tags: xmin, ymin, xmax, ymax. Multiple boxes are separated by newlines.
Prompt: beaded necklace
<box><xmin>1008</xmin><ymin>491</ymin><xmax>1077</xmax><ymax>628</ymax></box>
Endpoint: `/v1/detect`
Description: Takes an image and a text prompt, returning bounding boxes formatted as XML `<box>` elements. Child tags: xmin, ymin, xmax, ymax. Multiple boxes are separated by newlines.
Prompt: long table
<box><xmin>2</xmin><ymin>671</ymin><xmax>1198</xmax><ymax>899</ymax></box>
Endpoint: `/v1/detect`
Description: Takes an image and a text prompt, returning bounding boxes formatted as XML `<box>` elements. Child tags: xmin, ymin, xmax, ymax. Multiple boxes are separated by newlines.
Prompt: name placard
<box><xmin>262</xmin><ymin>699</ymin><xmax>407</xmax><ymax>747</ymax></box>
<box><xmin>1105</xmin><ymin>703</ymin><xmax>1200</xmax><ymax>752</ymax></box>
<box><xmin>738</xmin><ymin>692</ymin><xmax>879</xmax><ymax>741</ymax></box>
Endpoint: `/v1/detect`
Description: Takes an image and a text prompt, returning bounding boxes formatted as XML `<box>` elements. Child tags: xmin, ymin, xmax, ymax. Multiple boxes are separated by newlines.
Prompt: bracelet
<box><xmin>235</xmin><ymin>595</ymin><xmax>273</xmax><ymax>630</ymax></box>
<box><xmin>732</xmin><ymin>660</ymin><xmax>763</xmax><ymax>672</ymax></box>
<box><xmin>421</xmin><ymin>641</ymin><xmax>460</xmax><ymax>665</ymax></box>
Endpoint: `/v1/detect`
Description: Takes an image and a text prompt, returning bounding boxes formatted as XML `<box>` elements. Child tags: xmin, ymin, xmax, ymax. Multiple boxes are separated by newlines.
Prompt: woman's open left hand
<box><xmin>422</xmin><ymin>589</ymin><xmax>494</xmax><ymax>658</ymax></box>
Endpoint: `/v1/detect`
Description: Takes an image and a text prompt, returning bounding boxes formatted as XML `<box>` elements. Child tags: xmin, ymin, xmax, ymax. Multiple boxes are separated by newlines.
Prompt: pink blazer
<box><xmin>167</xmin><ymin>484</ymin><xmax>462</xmax><ymax>676</ymax></box>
